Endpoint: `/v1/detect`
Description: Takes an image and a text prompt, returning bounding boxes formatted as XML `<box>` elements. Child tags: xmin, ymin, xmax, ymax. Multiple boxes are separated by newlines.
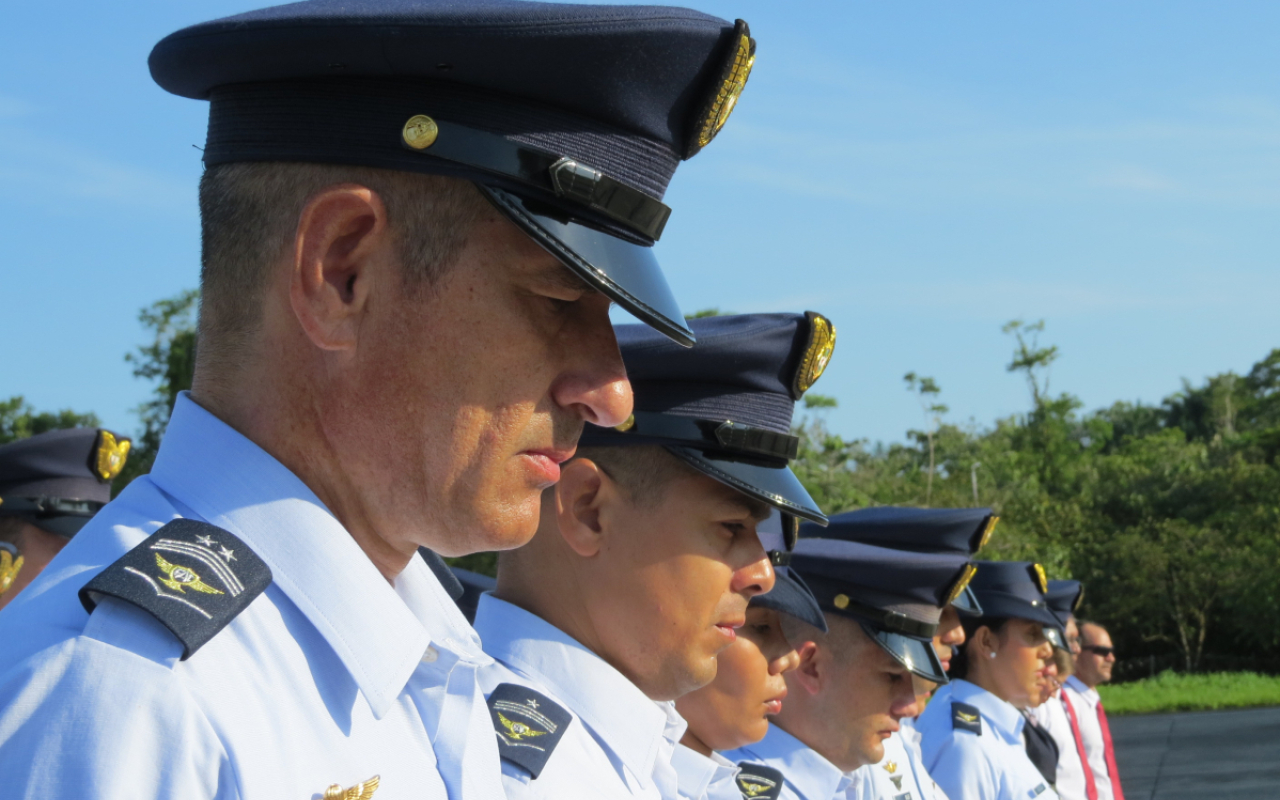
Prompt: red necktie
<box><xmin>1062</xmin><ymin>693</ymin><xmax>1098</xmax><ymax>800</ymax></box>
<box><xmin>1096</xmin><ymin>699</ymin><xmax>1125</xmax><ymax>800</ymax></box>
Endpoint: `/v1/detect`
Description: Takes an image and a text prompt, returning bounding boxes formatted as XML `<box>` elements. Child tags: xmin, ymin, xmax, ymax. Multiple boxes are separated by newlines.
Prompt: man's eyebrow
<box><xmin>541</xmin><ymin>264</ymin><xmax>597</xmax><ymax>295</ymax></box>
<box><xmin>727</xmin><ymin>493</ymin><xmax>773</xmax><ymax>522</ymax></box>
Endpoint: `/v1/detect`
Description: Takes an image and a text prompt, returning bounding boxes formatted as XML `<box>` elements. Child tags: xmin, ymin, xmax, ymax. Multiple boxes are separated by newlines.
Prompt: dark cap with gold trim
<box><xmin>788</xmin><ymin>537</ymin><xmax>973</xmax><ymax>683</ymax></box>
<box><xmin>799</xmin><ymin>506</ymin><xmax>994</xmax><ymax>616</ymax></box>
<box><xmin>580</xmin><ymin>312</ymin><xmax>835</xmax><ymax>525</ymax></box>
<box><xmin>968</xmin><ymin>560</ymin><xmax>1061</xmax><ymax>631</ymax></box>
<box><xmin>0</xmin><ymin>428</ymin><xmax>130</xmax><ymax>538</ymax></box>
<box><xmin>149</xmin><ymin>0</ymin><xmax>761</xmax><ymax>347</ymax></box>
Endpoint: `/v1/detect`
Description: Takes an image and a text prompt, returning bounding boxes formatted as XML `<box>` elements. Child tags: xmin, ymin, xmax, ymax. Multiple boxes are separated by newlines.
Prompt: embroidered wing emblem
<box><xmin>155</xmin><ymin>552</ymin><xmax>224</xmax><ymax>595</ymax></box>
<box><xmin>498</xmin><ymin>711</ymin><xmax>549</xmax><ymax>741</ymax></box>
<box><xmin>323</xmin><ymin>775</ymin><xmax>379</xmax><ymax>800</ymax></box>
<box><xmin>487</xmin><ymin>683</ymin><xmax>572</xmax><ymax>778</ymax></box>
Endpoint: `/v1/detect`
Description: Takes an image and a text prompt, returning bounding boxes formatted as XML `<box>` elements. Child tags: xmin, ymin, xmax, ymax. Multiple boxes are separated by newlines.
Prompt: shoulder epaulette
<box><xmin>78</xmin><ymin>518</ymin><xmax>272</xmax><ymax>660</ymax></box>
<box><xmin>487</xmin><ymin>682</ymin><xmax>573</xmax><ymax>778</ymax></box>
<box><xmin>951</xmin><ymin>701</ymin><xmax>982</xmax><ymax>735</ymax></box>
<box><xmin>736</xmin><ymin>762</ymin><xmax>785</xmax><ymax>800</ymax></box>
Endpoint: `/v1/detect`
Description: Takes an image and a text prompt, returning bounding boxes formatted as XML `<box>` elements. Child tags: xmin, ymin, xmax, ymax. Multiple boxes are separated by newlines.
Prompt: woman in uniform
<box><xmin>915</xmin><ymin>561</ymin><xmax>1061</xmax><ymax>800</ymax></box>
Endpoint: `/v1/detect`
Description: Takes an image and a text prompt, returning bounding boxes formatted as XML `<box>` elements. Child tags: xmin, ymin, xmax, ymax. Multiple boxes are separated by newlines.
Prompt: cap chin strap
<box><xmin>611</xmin><ymin>411</ymin><xmax>798</xmax><ymax>461</ymax></box>
<box><xmin>828</xmin><ymin>596</ymin><xmax>938</xmax><ymax>639</ymax></box>
<box><xmin>0</xmin><ymin>496</ymin><xmax>104</xmax><ymax>519</ymax></box>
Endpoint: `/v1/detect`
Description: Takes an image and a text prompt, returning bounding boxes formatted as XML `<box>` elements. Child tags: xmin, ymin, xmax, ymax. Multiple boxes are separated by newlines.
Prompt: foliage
<box><xmin>1099</xmin><ymin>671</ymin><xmax>1280</xmax><ymax>715</ymax></box>
<box><xmin>0</xmin><ymin>396</ymin><xmax>99</xmax><ymax>445</ymax></box>
<box><xmin>117</xmin><ymin>290</ymin><xmax>199</xmax><ymax>488</ymax></box>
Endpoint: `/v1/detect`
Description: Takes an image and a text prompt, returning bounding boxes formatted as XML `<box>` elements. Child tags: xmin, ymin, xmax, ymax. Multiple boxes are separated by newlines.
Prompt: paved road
<box><xmin>1111</xmin><ymin>706</ymin><xmax>1280</xmax><ymax>799</ymax></box>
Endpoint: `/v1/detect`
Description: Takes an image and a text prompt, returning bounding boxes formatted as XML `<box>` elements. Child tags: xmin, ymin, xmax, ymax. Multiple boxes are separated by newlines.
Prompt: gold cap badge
<box><xmin>833</xmin><ymin>593</ymin><xmax>850</xmax><ymax>610</ymax></box>
<box><xmin>942</xmin><ymin>563</ymin><xmax>978</xmax><ymax>607</ymax></box>
<box><xmin>94</xmin><ymin>431</ymin><xmax>130</xmax><ymax>482</ymax></box>
<box><xmin>402</xmin><ymin>115</ymin><xmax>439</xmax><ymax>150</ymax></box>
<box><xmin>1074</xmin><ymin>584</ymin><xmax>1085</xmax><ymax>613</ymax></box>
<box><xmin>614</xmin><ymin>414</ymin><xmax>636</xmax><ymax>432</ymax></box>
<box><xmin>323</xmin><ymin>776</ymin><xmax>380</xmax><ymax>800</ymax></box>
<box><xmin>978</xmin><ymin>515</ymin><xmax>999</xmax><ymax>550</ymax></box>
<box><xmin>793</xmin><ymin>311</ymin><xmax>836</xmax><ymax>398</ymax></box>
<box><xmin>1031</xmin><ymin>563</ymin><xmax>1048</xmax><ymax>594</ymax></box>
<box><xmin>691</xmin><ymin>19</ymin><xmax>755</xmax><ymax>154</ymax></box>
<box><xmin>0</xmin><ymin>546</ymin><xmax>24</xmax><ymax>596</ymax></box>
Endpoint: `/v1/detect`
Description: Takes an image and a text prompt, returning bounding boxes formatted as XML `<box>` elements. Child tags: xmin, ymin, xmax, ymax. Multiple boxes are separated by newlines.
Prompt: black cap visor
<box><xmin>951</xmin><ymin>585</ymin><xmax>984</xmax><ymax>617</ymax></box>
<box><xmin>481</xmin><ymin>186</ymin><xmax>694</xmax><ymax>348</ymax></box>
<box><xmin>669</xmin><ymin>446</ymin><xmax>828</xmax><ymax>524</ymax></box>
<box><xmin>752</xmin><ymin>568</ymin><xmax>828</xmax><ymax>632</ymax></box>
<box><xmin>861</xmin><ymin>622</ymin><xmax>949</xmax><ymax>684</ymax></box>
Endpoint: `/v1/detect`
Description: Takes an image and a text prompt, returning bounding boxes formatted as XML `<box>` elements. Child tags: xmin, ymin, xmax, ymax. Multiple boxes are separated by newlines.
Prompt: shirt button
<box><xmin>422</xmin><ymin>646</ymin><xmax>439</xmax><ymax>663</ymax></box>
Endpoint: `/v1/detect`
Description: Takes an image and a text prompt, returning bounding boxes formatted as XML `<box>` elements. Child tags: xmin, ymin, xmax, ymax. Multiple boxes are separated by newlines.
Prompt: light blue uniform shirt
<box><xmin>724</xmin><ymin>723</ymin><xmax>855</xmax><ymax>800</ymax></box>
<box><xmin>916</xmin><ymin>680</ymin><xmax>1059</xmax><ymax>800</ymax></box>
<box><xmin>853</xmin><ymin>718</ymin><xmax>950</xmax><ymax>800</ymax></box>
<box><xmin>0</xmin><ymin>394</ymin><xmax>504</xmax><ymax>800</ymax></box>
<box><xmin>672</xmin><ymin>743</ymin><xmax>742</xmax><ymax>800</ymax></box>
<box><xmin>473</xmin><ymin>593</ymin><xmax>686</xmax><ymax>799</ymax></box>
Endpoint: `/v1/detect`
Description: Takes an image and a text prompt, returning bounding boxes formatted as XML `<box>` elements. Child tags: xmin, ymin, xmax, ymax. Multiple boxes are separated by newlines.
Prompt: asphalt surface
<box><xmin>1111</xmin><ymin>706</ymin><xmax>1280</xmax><ymax>799</ymax></box>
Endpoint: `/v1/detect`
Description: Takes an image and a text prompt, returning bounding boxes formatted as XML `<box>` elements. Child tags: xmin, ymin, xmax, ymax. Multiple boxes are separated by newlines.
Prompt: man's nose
<box><xmin>550</xmin><ymin>312</ymin><xmax>633</xmax><ymax>427</ymax></box>
<box><xmin>731</xmin><ymin>551</ymin><xmax>776</xmax><ymax>598</ymax></box>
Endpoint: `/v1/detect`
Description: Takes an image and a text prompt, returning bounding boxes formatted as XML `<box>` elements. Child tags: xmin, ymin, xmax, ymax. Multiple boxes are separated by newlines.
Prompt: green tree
<box><xmin>0</xmin><ymin>396</ymin><xmax>99</xmax><ymax>445</ymax></box>
<box><xmin>903</xmin><ymin>373</ymin><xmax>948</xmax><ymax>506</ymax></box>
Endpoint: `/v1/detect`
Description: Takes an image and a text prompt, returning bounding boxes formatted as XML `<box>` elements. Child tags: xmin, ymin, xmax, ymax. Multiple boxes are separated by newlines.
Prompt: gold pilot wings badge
<box><xmin>951</xmin><ymin>702</ymin><xmax>983</xmax><ymax>735</ymax></box>
<box><xmin>323</xmin><ymin>775</ymin><xmax>379</xmax><ymax>800</ymax></box>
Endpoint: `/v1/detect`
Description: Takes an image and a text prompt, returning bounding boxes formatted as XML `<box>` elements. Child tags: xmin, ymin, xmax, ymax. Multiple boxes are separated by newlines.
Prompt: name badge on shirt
<box><xmin>1032</xmin><ymin>784</ymin><xmax>1047</xmax><ymax>796</ymax></box>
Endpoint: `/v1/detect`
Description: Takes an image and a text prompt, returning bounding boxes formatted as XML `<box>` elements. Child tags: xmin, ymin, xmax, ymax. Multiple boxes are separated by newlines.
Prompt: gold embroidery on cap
<box><xmin>1031</xmin><ymin>563</ymin><xmax>1048</xmax><ymax>595</ymax></box>
<box><xmin>695</xmin><ymin>27</ymin><xmax>755</xmax><ymax>149</ymax></box>
<box><xmin>943</xmin><ymin>563</ymin><xmax>978</xmax><ymax>606</ymax></box>
<box><xmin>323</xmin><ymin>776</ymin><xmax>380</xmax><ymax>800</ymax></box>
<box><xmin>793</xmin><ymin>312</ymin><xmax>836</xmax><ymax>398</ymax></box>
<box><xmin>95</xmin><ymin>431</ymin><xmax>130</xmax><ymax>482</ymax></box>
<box><xmin>402</xmin><ymin>115</ymin><xmax>439</xmax><ymax>149</ymax></box>
<box><xmin>1074</xmin><ymin>584</ymin><xmax>1085</xmax><ymax>613</ymax></box>
<box><xmin>978</xmin><ymin>515</ymin><xmax>999</xmax><ymax>549</ymax></box>
<box><xmin>833</xmin><ymin>593</ymin><xmax>850</xmax><ymax>610</ymax></box>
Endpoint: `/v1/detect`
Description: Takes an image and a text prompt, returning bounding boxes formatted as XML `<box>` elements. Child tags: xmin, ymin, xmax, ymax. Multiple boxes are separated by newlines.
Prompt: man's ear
<box><xmin>790</xmin><ymin>640</ymin><xmax>823</xmax><ymax>696</ymax></box>
<box><xmin>289</xmin><ymin>184</ymin><xmax>392</xmax><ymax>352</ymax></box>
<box><xmin>554</xmin><ymin>458</ymin><xmax>612</xmax><ymax>558</ymax></box>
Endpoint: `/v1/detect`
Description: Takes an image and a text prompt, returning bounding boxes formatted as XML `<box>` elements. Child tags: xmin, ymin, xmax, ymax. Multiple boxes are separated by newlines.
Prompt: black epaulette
<box><xmin>736</xmin><ymin>762</ymin><xmax>785</xmax><ymax>800</ymax></box>
<box><xmin>78</xmin><ymin>519</ymin><xmax>272</xmax><ymax>660</ymax></box>
<box><xmin>487</xmin><ymin>683</ymin><xmax>573</xmax><ymax>778</ymax></box>
<box><xmin>951</xmin><ymin>702</ymin><xmax>983</xmax><ymax>735</ymax></box>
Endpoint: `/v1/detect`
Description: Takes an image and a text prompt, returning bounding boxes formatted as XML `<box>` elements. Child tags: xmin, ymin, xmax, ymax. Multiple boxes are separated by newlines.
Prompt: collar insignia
<box><xmin>0</xmin><ymin>545</ymin><xmax>23</xmax><ymax>595</ymax></box>
<box><xmin>735</xmin><ymin>762</ymin><xmax>784</xmax><ymax>800</ymax></box>
<box><xmin>1031</xmin><ymin>563</ymin><xmax>1049</xmax><ymax>594</ymax></box>
<box><xmin>323</xmin><ymin>776</ymin><xmax>379</xmax><ymax>800</ymax></box>
<box><xmin>690</xmin><ymin>19</ymin><xmax>756</xmax><ymax>156</ymax></box>
<box><xmin>793</xmin><ymin>311</ymin><xmax>837</xmax><ymax>399</ymax></box>
<box><xmin>93</xmin><ymin>430</ymin><xmax>131</xmax><ymax>482</ymax></box>
<box><xmin>942</xmin><ymin>563</ymin><xmax>978</xmax><ymax>606</ymax></box>
<box><xmin>487</xmin><ymin>683</ymin><xmax>572</xmax><ymax>779</ymax></box>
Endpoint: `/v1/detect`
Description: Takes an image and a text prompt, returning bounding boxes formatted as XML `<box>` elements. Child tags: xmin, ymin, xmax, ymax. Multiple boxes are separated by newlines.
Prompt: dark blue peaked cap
<box><xmin>751</xmin><ymin>568</ymin><xmax>827</xmax><ymax>633</ymax></box>
<box><xmin>580</xmin><ymin>312</ymin><xmax>836</xmax><ymax>524</ymax></box>
<box><xmin>789</xmin><ymin>538</ymin><xmax>975</xmax><ymax>684</ymax></box>
<box><xmin>1044</xmin><ymin>579</ymin><xmax>1083</xmax><ymax>651</ymax></box>
<box><xmin>150</xmin><ymin>0</ymin><xmax>759</xmax><ymax>347</ymax></box>
<box><xmin>799</xmin><ymin>506</ymin><xmax>996</xmax><ymax>615</ymax></box>
<box><xmin>0</xmin><ymin>429</ymin><xmax>131</xmax><ymax>537</ymax></box>
<box><xmin>968</xmin><ymin>561</ymin><xmax>1060</xmax><ymax>630</ymax></box>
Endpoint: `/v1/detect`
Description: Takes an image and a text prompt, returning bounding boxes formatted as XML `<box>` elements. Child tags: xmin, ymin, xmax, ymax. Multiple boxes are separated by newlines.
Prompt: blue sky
<box><xmin>3</xmin><ymin>1</ymin><xmax>1279</xmax><ymax>445</ymax></box>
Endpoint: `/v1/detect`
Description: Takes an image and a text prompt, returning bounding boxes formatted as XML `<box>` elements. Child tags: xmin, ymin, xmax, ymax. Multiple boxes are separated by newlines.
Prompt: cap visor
<box><xmin>952</xmin><ymin>585</ymin><xmax>984</xmax><ymax>617</ymax></box>
<box><xmin>670</xmin><ymin>447</ymin><xmax>828</xmax><ymax>524</ymax></box>
<box><xmin>1045</xmin><ymin>625</ymin><xmax>1068</xmax><ymax>652</ymax></box>
<box><xmin>863</xmin><ymin>623</ymin><xmax>949</xmax><ymax>684</ymax></box>
<box><xmin>752</xmin><ymin>569</ymin><xmax>828</xmax><ymax>632</ymax></box>
<box><xmin>481</xmin><ymin>186</ymin><xmax>694</xmax><ymax>347</ymax></box>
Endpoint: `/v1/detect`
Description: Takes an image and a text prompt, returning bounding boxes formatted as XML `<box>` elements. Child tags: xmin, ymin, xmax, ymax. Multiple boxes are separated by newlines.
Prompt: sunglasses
<box><xmin>1082</xmin><ymin>645</ymin><xmax>1115</xmax><ymax>658</ymax></box>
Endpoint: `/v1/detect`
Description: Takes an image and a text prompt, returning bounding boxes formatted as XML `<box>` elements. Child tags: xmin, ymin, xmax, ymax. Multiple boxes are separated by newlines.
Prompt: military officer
<box><xmin>820</xmin><ymin>507</ymin><xmax>997</xmax><ymax>800</ymax></box>
<box><xmin>916</xmin><ymin>562</ymin><xmax>1062</xmax><ymax>800</ymax></box>
<box><xmin>1031</xmin><ymin>581</ymin><xmax>1092</xmax><ymax>800</ymax></box>
<box><xmin>472</xmin><ymin>312</ymin><xmax>835</xmax><ymax>799</ymax></box>
<box><xmin>724</xmin><ymin>531</ymin><xmax>981</xmax><ymax>800</ymax></box>
<box><xmin>0</xmin><ymin>428</ymin><xmax>130</xmax><ymax>611</ymax></box>
<box><xmin>0</xmin><ymin>1</ymin><xmax>761</xmax><ymax>797</ymax></box>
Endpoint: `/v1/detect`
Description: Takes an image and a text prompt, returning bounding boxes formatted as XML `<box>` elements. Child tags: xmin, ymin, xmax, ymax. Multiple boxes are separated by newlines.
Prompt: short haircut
<box><xmin>575</xmin><ymin>445</ymin><xmax>700</xmax><ymax>507</ymax></box>
<box><xmin>1076</xmin><ymin>620</ymin><xmax>1107</xmax><ymax>645</ymax></box>
<box><xmin>781</xmin><ymin>611</ymin><xmax>864</xmax><ymax>661</ymax></box>
<box><xmin>197</xmin><ymin>162</ymin><xmax>490</xmax><ymax>372</ymax></box>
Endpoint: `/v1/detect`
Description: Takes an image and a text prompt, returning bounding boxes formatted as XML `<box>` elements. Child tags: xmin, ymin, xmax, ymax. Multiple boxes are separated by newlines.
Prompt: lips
<box><xmin>764</xmin><ymin>687</ymin><xmax>788</xmax><ymax>716</ymax></box>
<box><xmin>521</xmin><ymin>446</ymin><xmax>577</xmax><ymax>486</ymax></box>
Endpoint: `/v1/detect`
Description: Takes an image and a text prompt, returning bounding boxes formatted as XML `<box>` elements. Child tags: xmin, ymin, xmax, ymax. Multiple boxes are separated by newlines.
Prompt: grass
<box><xmin>1099</xmin><ymin>670</ymin><xmax>1280</xmax><ymax>715</ymax></box>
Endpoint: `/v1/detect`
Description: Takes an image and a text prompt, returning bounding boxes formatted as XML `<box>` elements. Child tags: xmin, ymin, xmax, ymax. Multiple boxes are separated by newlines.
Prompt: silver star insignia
<box><xmin>219</xmin><ymin>546</ymin><xmax>236</xmax><ymax>562</ymax></box>
<box><xmin>526</xmin><ymin>698</ymin><xmax>539</xmax><ymax>709</ymax></box>
<box><xmin>195</xmin><ymin>534</ymin><xmax>216</xmax><ymax>547</ymax></box>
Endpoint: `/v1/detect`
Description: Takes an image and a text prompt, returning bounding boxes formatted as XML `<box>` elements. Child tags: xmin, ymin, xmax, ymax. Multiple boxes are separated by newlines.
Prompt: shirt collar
<box><xmin>672</xmin><ymin>744</ymin><xmax>739</xmax><ymax>800</ymax></box>
<box><xmin>473</xmin><ymin>594</ymin><xmax>675</xmax><ymax>789</ymax></box>
<box><xmin>1065</xmin><ymin>675</ymin><xmax>1099</xmax><ymax>703</ymax></box>
<box><xmin>735</xmin><ymin>723</ymin><xmax>847</xmax><ymax>800</ymax></box>
<box><xmin>149</xmin><ymin>393</ymin><xmax>483</xmax><ymax>718</ymax></box>
<box><xmin>947</xmin><ymin>679</ymin><xmax>1025</xmax><ymax>742</ymax></box>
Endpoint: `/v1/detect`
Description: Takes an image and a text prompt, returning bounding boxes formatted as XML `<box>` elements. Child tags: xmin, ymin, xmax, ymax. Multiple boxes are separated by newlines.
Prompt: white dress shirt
<box><xmin>672</xmin><ymin>743</ymin><xmax>743</xmax><ymax>800</ymax></box>
<box><xmin>1062</xmin><ymin>677</ymin><xmax>1115</xmax><ymax>800</ymax></box>
<box><xmin>474</xmin><ymin>593</ymin><xmax>686</xmax><ymax>799</ymax></box>
<box><xmin>854</xmin><ymin>718</ymin><xmax>951</xmax><ymax>800</ymax></box>
<box><xmin>1030</xmin><ymin>690</ymin><xmax>1087</xmax><ymax>800</ymax></box>
<box><xmin>916</xmin><ymin>680</ymin><xmax>1059</xmax><ymax>800</ymax></box>
<box><xmin>724</xmin><ymin>723</ymin><xmax>855</xmax><ymax>800</ymax></box>
<box><xmin>0</xmin><ymin>393</ymin><xmax>502</xmax><ymax>800</ymax></box>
